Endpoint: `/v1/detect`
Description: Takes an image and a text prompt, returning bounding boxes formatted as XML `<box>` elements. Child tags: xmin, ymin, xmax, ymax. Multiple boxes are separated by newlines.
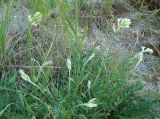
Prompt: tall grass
<box><xmin>0</xmin><ymin>0</ymin><xmax>13</xmax><ymax>58</ymax></box>
<box><xmin>30</xmin><ymin>0</ymin><xmax>52</xmax><ymax>16</ymax></box>
<box><xmin>101</xmin><ymin>0</ymin><xmax>114</xmax><ymax>14</ymax></box>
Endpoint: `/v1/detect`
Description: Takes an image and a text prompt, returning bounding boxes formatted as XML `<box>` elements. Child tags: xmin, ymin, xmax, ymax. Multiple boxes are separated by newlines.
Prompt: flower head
<box><xmin>113</xmin><ymin>18</ymin><xmax>131</xmax><ymax>32</ymax></box>
<box><xmin>132</xmin><ymin>46</ymin><xmax>153</xmax><ymax>70</ymax></box>
<box><xmin>87</xmin><ymin>80</ymin><xmax>91</xmax><ymax>90</ymax></box>
<box><xmin>28</xmin><ymin>12</ymin><xmax>43</xmax><ymax>26</ymax></box>
<box><xmin>117</xmin><ymin>18</ymin><xmax>131</xmax><ymax>29</ymax></box>
<box><xmin>67</xmin><ymin>58</ymin><xmax>71</xmax><ymax>71</ymax></box>
<box><xmin>76</xmin><ymin>98</ymin><xmax>97</xmax><ymax>108</ymax></box>
<box><xmin>83</xmin><ymin>98</ymin><xmax>97</xmax><ymax>108</ymax></box>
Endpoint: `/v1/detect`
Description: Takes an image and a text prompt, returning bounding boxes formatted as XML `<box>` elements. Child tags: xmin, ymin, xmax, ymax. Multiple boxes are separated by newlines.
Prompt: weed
<box><xmin>0</xmin><ymin>0</ymin><xmax>159</xmax><ymax>119</ymax></box>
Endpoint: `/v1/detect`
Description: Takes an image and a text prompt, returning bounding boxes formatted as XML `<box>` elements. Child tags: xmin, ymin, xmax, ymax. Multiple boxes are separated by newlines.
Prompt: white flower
<box><xmin>88</xmin><ymin>98</ymin><xmax>97</xmax><ymax>103</ymax></box>
<box><xmin>67</xmin><ymin>58</ymin><xmax>71</xmax><ymax>71</ymax></box>
<box><xmin>83</xmin><ymin>103</ymin><xmax>97</xmax><ymax>108</ymax></box>
<box><xmin>117</xmin><ymin>18</ymin><xmax>131</xmax><ymax>29</ymax></box>
<box><xmin>132</xmin><ymin>46</ymin><xmax>153</xmax><ymax>70</ymax></box>
<box><xmin>87</xmin><ymin>80</ymin><xmax>91</xmax><ymax>90</ymax></box>
<box><xmin>142</xmin><ymin>47</ymin><xmax>153</xmax><ymax>54</ymax></box>
<box><xmin>113</xmin><ymin>18</ymin><xmax>131</xmax><ymax>32</ymax></box>
<box><xmin>19</xmin><ymin>69</ymin><xmax>31</xmax><ymax>82</ymax></box>
<box><xmin>28</xmin><ymin>12</ymin><xmax>43</xmax><ymax>26</ymax></box>
<box><xmin>76</xmin><ymin>98</ymin><xmax>97</xmax><ymax>108</ymax></box>
<box><xmin>83</xmin><ymin>98</ymin><xmax>97</xmax><ymax>108</ymax></box>
<box><xmin>19</xmin><ymin>69</ymin><xmax>40</xmax><ymax>89</ymax></box>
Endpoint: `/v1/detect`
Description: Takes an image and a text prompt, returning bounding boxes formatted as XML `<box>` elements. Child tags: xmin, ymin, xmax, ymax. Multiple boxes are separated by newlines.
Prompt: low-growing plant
<box><xmin>0</xmin><ymin>0</ymin><xmax>159</xmax><ymax>119</ymax></box>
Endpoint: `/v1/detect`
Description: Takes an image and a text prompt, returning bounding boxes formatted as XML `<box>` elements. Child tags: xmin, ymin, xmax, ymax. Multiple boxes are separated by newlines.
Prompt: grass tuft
<box><xmin>0</xmin><ymin>0</ymin><xmax>159</xmax><ymax>119</ymax></box>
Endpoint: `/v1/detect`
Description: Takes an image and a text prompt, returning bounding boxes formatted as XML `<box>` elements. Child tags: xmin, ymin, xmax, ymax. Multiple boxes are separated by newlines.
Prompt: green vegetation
<box><xmin>0</xmin><ymin>0</ymin><xmax>159</xmax><ymax>119</ymax></box>
<box><xmin>0</xmin><ymin>0</ymin><xmax>13</xmax><ymax>57</ymax></box>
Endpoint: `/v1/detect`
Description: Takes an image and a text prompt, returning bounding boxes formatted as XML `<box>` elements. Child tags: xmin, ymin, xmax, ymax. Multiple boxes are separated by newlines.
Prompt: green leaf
<box><xmin>0</xmin><ymin>103</ymin><xmax>14</xmax><ymax>117</ymax></box>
